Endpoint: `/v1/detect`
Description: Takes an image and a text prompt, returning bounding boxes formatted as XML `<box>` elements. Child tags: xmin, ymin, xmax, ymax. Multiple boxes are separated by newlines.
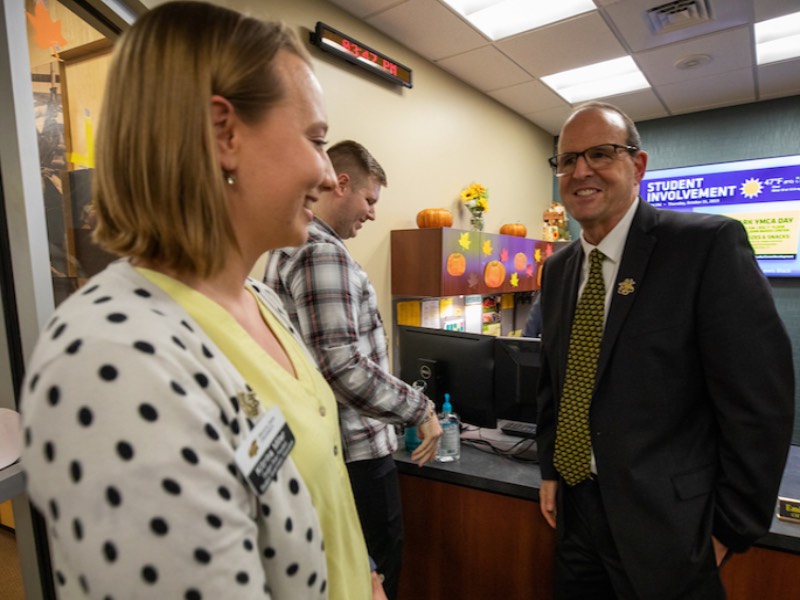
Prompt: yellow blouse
<box><xmin>138</xmin><ymin>269</ymin><xmax>371</xmax><ymax>599</ymax></box>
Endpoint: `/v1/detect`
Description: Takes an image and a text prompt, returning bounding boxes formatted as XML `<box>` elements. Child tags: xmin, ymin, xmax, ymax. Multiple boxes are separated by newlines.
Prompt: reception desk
<box><xmin>394</xmin><ymin>441</ymin><xmax>800</xmax><ymax>600</ymax></box>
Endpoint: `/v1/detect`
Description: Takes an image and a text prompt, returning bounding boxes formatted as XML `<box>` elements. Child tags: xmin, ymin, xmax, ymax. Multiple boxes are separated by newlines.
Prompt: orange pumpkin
<box><xmin>484</xmin><ymin>260</ymin><xmax>506</xmax><ymax>288</ymax></box>
<box><xmin>416</xmin><ymin>208</ymin><xmax>453</xmax><ymax>228</ymax></box>
<box><xmin>513</xmin><ymin>252</ymin><xmax>527</xmax><ymax>272</ymax></box>
<box><xmin>500</xmin><ymin>223</ymin><xmax>527</xmax><ymax>237</ymax></box>
<box><xmin>446</xmin><ymin>252</ymin><xmax>466</xmax><ymax>277</ymax></box>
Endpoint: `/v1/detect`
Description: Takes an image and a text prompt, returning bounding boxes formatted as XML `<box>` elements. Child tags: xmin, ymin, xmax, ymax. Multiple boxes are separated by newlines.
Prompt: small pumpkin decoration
<box><xmin>446</xmin><ymin>252</ymin><xmax>467</xmax><ymax>277</ymax></box>
<box><xmin>500</xmin><ymin>223</ymin><xmax>527</xmax><ymax>237</ymax></box>
<box><xmin>513</xmin><ymin>252</ymin><xmax>527</xmax><ymax>272</ymax></box>
<box><xmin>484</xmin><ymin>260</ymin><xmax>506</xmax><ymax>288</ymax></box>
<box><xmin>416</xmin><ymin>208</ymin><xmax>453</xmax><ymax>228</ymax></box>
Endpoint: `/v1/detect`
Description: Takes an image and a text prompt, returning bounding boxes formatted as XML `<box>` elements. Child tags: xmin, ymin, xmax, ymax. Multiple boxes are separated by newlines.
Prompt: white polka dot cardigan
<box><xmin>21</xmin><ymin>260</ymin><xmax>329</xmax><ymax>599</ymax></box>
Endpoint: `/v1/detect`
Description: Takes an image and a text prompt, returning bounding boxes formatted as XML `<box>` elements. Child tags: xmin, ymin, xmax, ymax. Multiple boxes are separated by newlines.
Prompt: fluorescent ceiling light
<box><xmin>755</xmin><ymin>11</ymin><xmax>800</xmax><ymax>65</ymax></box>
<box><xmin>541</xmin><ymin>57</ymin><xmax>650</xmax><ymax>104</ymax></box>
<box><xmin>441</xmin><ymin>0</ymin><xmax>595</xmax><ymax>40</ymax></box>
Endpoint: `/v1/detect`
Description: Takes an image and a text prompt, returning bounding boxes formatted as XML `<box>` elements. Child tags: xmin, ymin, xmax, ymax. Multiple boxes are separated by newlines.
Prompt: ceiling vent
<box><xmin>645</xmin><ymin>0</ymin><xmax>713</xmax><ymax>35</ymax></box>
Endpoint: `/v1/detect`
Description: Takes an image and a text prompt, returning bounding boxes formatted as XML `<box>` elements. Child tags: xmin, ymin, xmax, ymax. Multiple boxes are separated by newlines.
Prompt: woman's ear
<box><xmin>211</xmin><ymin>95</ymin><xmax>237</xmax><ymax>171</ymax></box>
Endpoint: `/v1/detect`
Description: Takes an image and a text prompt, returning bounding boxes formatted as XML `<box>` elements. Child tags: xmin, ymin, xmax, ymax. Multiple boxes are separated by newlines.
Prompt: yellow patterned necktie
<box><xmin>554</xmin><ymin>249</ymin><xmax>606</xmax><ymax>486</ymax></box>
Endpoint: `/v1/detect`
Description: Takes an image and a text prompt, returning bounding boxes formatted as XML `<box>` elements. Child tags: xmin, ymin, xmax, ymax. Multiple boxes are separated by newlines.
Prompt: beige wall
<box><xmin>146</xmin><ymin>0</ymin><xmax>556</xmax><ymax>339</ymax></box>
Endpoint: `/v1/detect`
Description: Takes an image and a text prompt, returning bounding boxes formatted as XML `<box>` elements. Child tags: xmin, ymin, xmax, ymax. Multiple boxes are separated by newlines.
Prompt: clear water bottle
<box><xmin>436</xmin><ymin>393</ymin><xmax>460</xmax><ymax>462</ymax></box>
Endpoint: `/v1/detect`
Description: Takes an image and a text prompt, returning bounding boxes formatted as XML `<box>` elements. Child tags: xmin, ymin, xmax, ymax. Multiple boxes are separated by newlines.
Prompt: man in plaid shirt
<box><xmin>264</xmin><ymin>140</ymin><xmax>442</xmax><ymax>600</ymax></box>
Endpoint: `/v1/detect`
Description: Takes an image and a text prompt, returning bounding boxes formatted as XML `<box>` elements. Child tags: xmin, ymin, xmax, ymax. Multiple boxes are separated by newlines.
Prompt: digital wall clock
<box><xmin>309</xmin><ymin>21</ymin><xmax>413</xmax><ymax>88</ymax></box>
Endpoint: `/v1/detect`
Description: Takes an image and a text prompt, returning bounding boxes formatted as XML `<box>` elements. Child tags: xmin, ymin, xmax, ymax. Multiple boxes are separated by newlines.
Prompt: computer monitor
<box><xmin>396</xmin><ymin>326</ymin><xmax>496</xmax><ymax>427</ymax></box>
<box><xmin>492</xmin><ymin>336</ymin><xmax>541</xmax><ymax>424</ymax></box>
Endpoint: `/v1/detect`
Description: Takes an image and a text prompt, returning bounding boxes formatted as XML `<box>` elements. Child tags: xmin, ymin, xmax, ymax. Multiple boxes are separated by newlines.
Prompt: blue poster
<box><xmin>641</xmin><ymin>155</ymin><xmax>800</xmax><ymax>277</ymax></box>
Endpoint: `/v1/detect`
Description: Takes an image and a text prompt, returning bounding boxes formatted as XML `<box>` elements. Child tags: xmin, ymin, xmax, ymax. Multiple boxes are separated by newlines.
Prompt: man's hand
<box><xmin>412</xmin><ymin>412</ymin><xmax>442</xmax><ymax>466</ymax></box>
<box><xmin>540</xmin><ymin>479</ymin><xmax>558</xmax><ymax>529</ymax></box>
<box><xmin>712</xmin><ymin>536</ymin><xmax>730</xmax><ymax>567</ymax></box>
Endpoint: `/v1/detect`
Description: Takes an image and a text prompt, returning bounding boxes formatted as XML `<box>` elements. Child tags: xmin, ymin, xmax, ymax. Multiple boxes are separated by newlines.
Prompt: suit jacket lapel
<box><xmin>544</xmin><ymin>240</ymin><xmax>583</xmax><ymax>388</ymax></box>
<box><xmin>559</xmin><ymin>243</ymin><xmax>583</xmax><ymax>362</ymax></box>
<box><xmin>596</xmin><ymin>200</ymin><xmax>657</xmax><ymax>379</ymax></box>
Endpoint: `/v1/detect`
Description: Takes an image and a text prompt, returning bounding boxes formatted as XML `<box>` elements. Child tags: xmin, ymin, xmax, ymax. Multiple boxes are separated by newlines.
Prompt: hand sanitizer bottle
<box><xmin>436</xmin><ymin>393</ymin><xmax>460</xmax><ymax>462</ymax></box>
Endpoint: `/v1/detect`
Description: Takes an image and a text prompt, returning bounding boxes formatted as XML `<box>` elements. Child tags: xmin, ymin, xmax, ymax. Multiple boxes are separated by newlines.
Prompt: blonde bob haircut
<box><xmin>93</xmin><ymin>1</ymin><xmax>310</xmax><ymax>278</ymax></box>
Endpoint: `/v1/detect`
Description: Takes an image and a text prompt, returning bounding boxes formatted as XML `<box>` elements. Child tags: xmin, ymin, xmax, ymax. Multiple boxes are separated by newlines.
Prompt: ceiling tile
<box><xmin>600</xmin><ymin>88</ymin><xmax>669</xmax><ymax>123</ymax></box>
<box><xmin>322</xmin><ymin>0</ymin><xmax>797</xmax><ymax>131</ymax></box>
<box><xmin>523</xmin><ymin>106</ymin><xmax>574</xmax><ymax>136</ymax></box>
<box><xmin>634</xmin><ymin>26</ymin><xmax>754</xmax><ymax>86</ymax></box>
<box><xmin>758</xmin><ymin>59</ymin><xmax>800</xmax><ymax>99</ymax></box>
<box><xmin>753</xmin><ymin>0</ymin><xmax>800</xmax><ymax>21</ymax></box>
<box><xmin>601</xmin><ymin>0</ymin><xmax>753</xmax><ymax>53</ymax></box>
<box><xmin>365</xmin><ymin>0</ymin><xmax>488</xmax><ymax>61</ymax></box>
<box><xmin>436</xmin><ymin>46</ymin><xmax>532</xmax><ymax>91</ymax></box>
<box><xmin>656</xmin><ymin>68</ymin><xmax>756</xmax><ymax>114</ymax></box>
<box><xmin>326</xmin><ymin>0</ymin><xmax>408</xmax><ymax>19</ymax></box>
<box><xmin>488</xmin><ymin>80</ymin><xmax>566</xmax><ymax>115</ymax></box>
<box><xmin>497</xmin><ymin>12</ymin><xmax>627</xmax><ymax>77</ymax></box>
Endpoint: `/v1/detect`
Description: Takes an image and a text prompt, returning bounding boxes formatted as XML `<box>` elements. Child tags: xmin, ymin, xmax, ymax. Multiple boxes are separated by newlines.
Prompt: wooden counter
<box><xmin>394</xmin><ymin>442</ymin><xmax>800</xmax><ymax>600</ymax></box>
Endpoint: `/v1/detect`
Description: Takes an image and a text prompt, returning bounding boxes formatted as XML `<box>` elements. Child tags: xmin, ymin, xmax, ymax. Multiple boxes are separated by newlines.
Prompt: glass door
<box><xmin>0</xmin><ymin>2</ymin><xmax>143</xmax><ymax>597</ymax></box>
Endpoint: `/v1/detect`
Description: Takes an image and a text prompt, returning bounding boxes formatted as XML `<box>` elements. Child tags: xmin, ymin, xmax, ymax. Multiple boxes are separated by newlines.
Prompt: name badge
<box><xmin>235</xmin><ymin>406</ymin><xmax>295</xmax><ymax>495</ymax></box>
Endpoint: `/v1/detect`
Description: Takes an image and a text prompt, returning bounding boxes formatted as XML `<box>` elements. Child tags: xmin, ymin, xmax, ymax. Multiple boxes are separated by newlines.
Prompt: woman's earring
<box><xmin>225</xmin><ymin>171</ymin><xmax>236</xmax><ymax>186</ymax></box>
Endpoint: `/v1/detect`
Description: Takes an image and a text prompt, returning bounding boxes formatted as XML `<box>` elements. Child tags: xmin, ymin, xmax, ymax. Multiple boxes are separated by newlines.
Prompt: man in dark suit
<box><xmin>536</xmin><ymin>101</ymin><xmax>795</xmax><ymax>599</ymax></box>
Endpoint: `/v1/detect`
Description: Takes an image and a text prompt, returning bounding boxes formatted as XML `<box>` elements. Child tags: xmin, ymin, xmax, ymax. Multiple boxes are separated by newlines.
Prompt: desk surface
<box><xmin>394</xmin><ymin>440</ymin><xmax>800</xmax><ymax>554</ymax></box>
<box><xmin>395</xmin><ymin>440</ymin><xmax>542</xmax><ymax>501</ymax></box>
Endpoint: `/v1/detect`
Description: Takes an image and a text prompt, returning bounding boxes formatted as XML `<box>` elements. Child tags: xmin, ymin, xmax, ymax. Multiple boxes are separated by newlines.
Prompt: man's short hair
<box><xmin>327</xmin><ymin>140</ymin><xmax>387</xmax><ymax>188</ymax></box>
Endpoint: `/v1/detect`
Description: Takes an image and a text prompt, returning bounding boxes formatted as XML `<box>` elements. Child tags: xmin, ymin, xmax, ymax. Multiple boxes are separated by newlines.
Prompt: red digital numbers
<box><xmin>341</xmin><ymin>38</ymin><xmax>381</xmax><ymax>65</ymax></box>
<box><xmin>337</xmin><ymin>34</ymin><xmax>405</xmax><ymax>81</ymax></box>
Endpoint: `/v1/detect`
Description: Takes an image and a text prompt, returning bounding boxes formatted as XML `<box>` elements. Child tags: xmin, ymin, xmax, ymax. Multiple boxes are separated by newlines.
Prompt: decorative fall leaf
<box><xmin>500</xmin><ymin>247</ymin><xmax>508</xmax><ymax>262</ymax></box>
<box><xmin>468</xmin><ymin>272</ymin><xmax>480</xmax><ymax>288</ymax></box>
<box><xmin>67</xmin><ymin>111</ymin><xmax>95</xmax><ymax>168</ymax></box>
<box><xmin>534</xmin><ymin>248</ymin><xmax>542</xmax><ymax>263</ymax></box>
<box><xmin>458</xmin><ymin>232</ymin><xmax>472</xmax><ymax>250</ymax></box>
<box><xmin>26</xmin><ymin>0</ymin><xmax>68</xmax><ymax>53</ymax></box>
<box><xmin>510</xmin><ymin>273</ymin><xmax>519</xmax><ymax>287</ymax></box>
<box><xmin>482</xmin><ymin>239</ymin><xmax>493</xmax><ymax>256</ymax></box>
<box><xmin>526</xmin><ymin>264</ymin><xmax>534</xmax><ymax>277</ymax></box>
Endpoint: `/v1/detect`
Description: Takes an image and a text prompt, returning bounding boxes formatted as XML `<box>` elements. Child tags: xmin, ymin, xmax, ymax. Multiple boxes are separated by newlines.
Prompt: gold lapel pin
<box><xmin>239</xmin><ymin>389</ymin><xmax>260</xmax><ymax>418</ymax></box>
<box><xmin>617</xmin><ymin>278</ymin><xmax>636</xmax><ymax>296</ymax></box>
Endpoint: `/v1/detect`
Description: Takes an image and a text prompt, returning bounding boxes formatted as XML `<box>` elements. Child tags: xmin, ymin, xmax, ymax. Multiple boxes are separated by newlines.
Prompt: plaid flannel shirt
<box><xmin>264</xmin><ymin>218</ymin><xmax>428</xmax><ymax>462</ymax></box>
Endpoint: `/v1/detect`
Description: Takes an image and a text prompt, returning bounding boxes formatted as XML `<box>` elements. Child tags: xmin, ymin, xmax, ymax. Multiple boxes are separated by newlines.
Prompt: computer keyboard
<box><xmin>499</xmin><ymin>420</ymin><xmax>537</xmax><ymax>439</ymax></box>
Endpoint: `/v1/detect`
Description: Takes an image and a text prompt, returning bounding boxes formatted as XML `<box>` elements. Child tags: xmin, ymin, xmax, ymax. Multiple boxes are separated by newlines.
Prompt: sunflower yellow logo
<box><xmin>740</xmin><ymin>178</ymin><xmax>764</xmax><ymax>199</ymax></box>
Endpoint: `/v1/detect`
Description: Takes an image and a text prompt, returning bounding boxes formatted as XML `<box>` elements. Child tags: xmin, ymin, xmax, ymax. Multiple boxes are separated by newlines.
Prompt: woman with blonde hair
<box><xmin>21</xmin><ymin>2</ymin><xmax>380</xmax><ymax>598</ymax></box>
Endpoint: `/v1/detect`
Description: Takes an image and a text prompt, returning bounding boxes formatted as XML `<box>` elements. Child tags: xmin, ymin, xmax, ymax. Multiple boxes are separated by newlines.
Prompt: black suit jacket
<box><xmin>537</xmin><ymin>199</ymin><xmax>795</xmax><ymax>599</ymax></box>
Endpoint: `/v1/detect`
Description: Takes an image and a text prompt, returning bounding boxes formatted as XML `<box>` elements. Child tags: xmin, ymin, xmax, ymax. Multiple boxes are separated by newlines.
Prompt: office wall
<box><xmin>637</xmin><ymin>96</ymin><xmax>800</xmax><ymax>443</ymax></box>
<box><xmin>145</xmin><ymin>0</ymin><xmax>555</xmax><ymax>339</ymax></box>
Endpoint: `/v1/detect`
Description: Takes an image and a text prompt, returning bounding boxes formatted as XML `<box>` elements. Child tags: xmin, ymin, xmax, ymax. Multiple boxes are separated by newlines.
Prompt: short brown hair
<box><xmin>93</xmin><ymin>1</ymin><xmax>310</xmax><ymax>277</ymax></box>
<box><xmin>327</xmin><ymin>140</ymin><xmax>388</xmax><ymax>188</ymax></box>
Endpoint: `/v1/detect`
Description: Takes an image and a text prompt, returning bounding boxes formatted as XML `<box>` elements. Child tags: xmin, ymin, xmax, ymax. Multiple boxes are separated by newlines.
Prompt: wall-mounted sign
<box><xmin>641</xmin><ymin>154</ymin><xmax>800</xmax><ymax>278</ymax></box>
<box><xmin>309</xmin><ymin>21</ymin><xmax>413</xmax><ymax>88</ymax></box>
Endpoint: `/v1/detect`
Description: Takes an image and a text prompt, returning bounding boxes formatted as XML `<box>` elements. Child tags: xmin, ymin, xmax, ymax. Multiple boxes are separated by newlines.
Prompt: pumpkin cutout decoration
<box><xmin>513</xmin><ymin>252</ymin><xmax>528</xmax><ymax>272</ymax></box>
<box><xmin>446</xmin><ymin>252</ymin><xmax>467</xmax><ymax>277</ymax></box>
<box><xmin>484</xmin><ymin>260</ymin><xmax>506</xmax><ymax>288</ymax></box>
<box><xmin>416</xmin><ymin>208</ymin><xmax>453</xmax><ymax>229</ymax></box>
<box><xmin>499</xmin><ymin>223</ymin><xmax>527</xmax><ymax>237</ymax></box>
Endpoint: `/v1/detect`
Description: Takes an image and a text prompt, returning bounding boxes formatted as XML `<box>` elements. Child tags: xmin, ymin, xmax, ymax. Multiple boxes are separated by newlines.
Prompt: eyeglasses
<box><xmin>548</xmin><ymin>144</ymin><xmax>639</xmax><ymax>177</ymax></box>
